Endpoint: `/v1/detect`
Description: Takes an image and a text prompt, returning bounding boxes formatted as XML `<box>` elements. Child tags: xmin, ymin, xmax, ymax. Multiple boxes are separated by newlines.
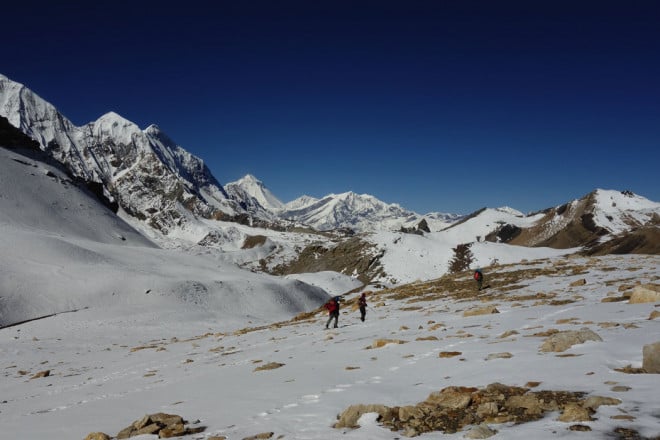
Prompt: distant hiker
<box><xmin>325</xmin><ymin>297</ymin><xmax>340</xmax><ymax>329</ymax></box>
<box><xmin>474</xmin><ymin>268</ymin><xmax>484</xmax><ymax>291</ymax></box>
<box><xmin>358</xmin><ymin>293</ymin><xmax>367</xmax><ymax>322</ymax></box>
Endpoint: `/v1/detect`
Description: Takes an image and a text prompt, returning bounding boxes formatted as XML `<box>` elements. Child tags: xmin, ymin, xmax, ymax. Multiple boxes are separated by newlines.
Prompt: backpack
<box><xmin>474</xmin><ymin>270</ymin><xmax>482</xmax><ymax>280</ymax></box>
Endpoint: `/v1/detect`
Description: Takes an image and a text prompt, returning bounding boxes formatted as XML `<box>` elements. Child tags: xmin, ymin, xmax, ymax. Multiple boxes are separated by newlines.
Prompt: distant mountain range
<box><xmin>0</xmin><ymin>73</ymin><xmax>459</xmax><ymax>234</ymax></box>
<box><xmin>1</xmin><ymin>72</ymin><xmax>659</xmax><ymax>259</ymax></box>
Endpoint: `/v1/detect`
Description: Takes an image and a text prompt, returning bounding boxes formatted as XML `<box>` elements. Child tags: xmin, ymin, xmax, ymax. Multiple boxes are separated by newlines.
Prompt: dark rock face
<box><xmin>0</xmin><ymin>115</ymin><xmax>40</xmax><ymax>150</ymax></box>
<box><xmin>485</xmin><ymin>224</ymin><xmax>522</xmax><ymax>243</ymax></box>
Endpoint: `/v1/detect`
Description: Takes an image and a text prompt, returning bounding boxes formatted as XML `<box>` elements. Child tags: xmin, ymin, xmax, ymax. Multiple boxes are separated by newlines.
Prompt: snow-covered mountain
<box><xmin>0</xmin><ymin>74</ymin><xmax>240</xmax><ymax>235</ymax></box>
<box><xmin>278</xmin><ymin>191</ymin><xmax>458</xmax><ymax>232</ymax></box>
<box><xmin>0</xmin><ymin>73</ymin><xmax>460</xmax><ymax>236</ymax></box>
<box><xmin>226</xmin><ymin>174</ymin><xmax>285</xmax><ymax>212</ymax></box>
<box><xmin>478</xmin><ymin>189</ymin><xmax>660</xmax><ymax>249</ymax></box>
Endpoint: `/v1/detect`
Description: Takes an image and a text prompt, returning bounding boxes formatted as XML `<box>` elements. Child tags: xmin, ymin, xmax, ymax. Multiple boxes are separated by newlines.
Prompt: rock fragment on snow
<box><xmin>464</xmin><ymin>423</ymin><xmax>497</xmax><ymax>439</ymax></box>
<box><xmin>84</xmin><ymin>433</ymin><xmax>111</xmax><ymax>440</ymax></box>
<box><xmin>463</xmin><ymin>306</ymin><xmax>499</xmax><ymax>317</ymax></box>
<box><xmin>570</xmin><ymin>279</ymin><xmax>587</xmax><ymax>287</ymax></box>
<box><xmin>485</xmin><ymin>352</ymin><xmax>513</xmax><ymax>361</ymax></box>
<box><xmin>539</xmin><ymin>328</ymin><xmax>602</xmax><ymax>352</ymax></box>
<box><xmin>558</xmin><ymin>403</ymin><xmax>592</xmax><ymax>422</ymax></box>
<box><xmin>628</xmin><ymin>284</ymin><xmax>660</xmax><ymax>304</ymax></box>
<box><xmin>30</xmin><ymin>370</ymin><xmax>50</xmax><ymax>379</ymax></box>
<box><xmin>642</xmin><ymin>341</ymin><xmax>660</xmax><ymax>373</ymax></box>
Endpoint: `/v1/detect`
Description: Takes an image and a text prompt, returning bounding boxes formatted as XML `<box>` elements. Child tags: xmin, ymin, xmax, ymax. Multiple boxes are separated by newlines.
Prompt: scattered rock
<box><xmin>582</xmin><ymin>396</ymin><xmax>622</xmax><ymax>410</ymax></box>
<box><xmin>539</xmin><ymin>328</ymin><xmax>602</xmax><ymax>353</ymax></box>
<box><xmin>334</xmin><ymin>383</ymin><xmax>606</xmax><ymax>436</ymax></box>
<box><xmin>611</xmin><ymin>385</ymin><xmax>631</xmax><ymax>392</ymax></box>
<box><xmin>254</xmin><ymin>362</ymin><xmax>285</xmax><ymax>372</ymax></box>
<box><xmin>115</xmin><ymin>413</ymin><xmax>203</xmax><ymax>439</ymax></box>
<box><xmin>475</xmin><ymin>402</ymin><xmax>498</xmax><ymax>418</ymax></box>
<box><xmin>30</xmin><ymin>370</ymin><xmax>50</xmax><ymax>379</ymax></box>
<box><xmin>464</xmin><ymin>423</ymin><xmax>497</xmax><ymax>439</ymax></box>
<box><xmin>558</xmin><ymin>403</ymin><xmax>592</xmax><ymax>422</ymax></box>
<box><xmin>84</xmin><ymin>433</ymin><xmax>111</xmax><ymax>440</ymax></box>
<box><xmin>569</xmin><ymin>424</ymin><xmax>592</xmax><ymax>432</ymax></box>
<box><xmin>570</xmin><ymin>279</ymin><xmax>587</xmax><ymax>287</ymax></box>
<box><xmin>649</xmin><ymin>310</ymin><xmax>660</xmax><ymax>320</ymax></box>
<box><xmin>368</xmin><ymin>339</ymin><xmax>407</xmax><ymax>349</ymax></box>
<box><xmin>485</xmin><ymin>352</ymin><xmax>513</xmax><ymax>361</ymax></box>
<box><xmin>628</xmin><ymin>284</ymin><xmax>660</xmax><ymax>304</ymax></box>
<box><xmin>242</xmin><ymin>432</ymin><xmax>274</xmax><ymax>440</ymax></box>
<box><xmin>426</xmin><ymin>386</ymin><xmax>476</xmax><ymax>409</ymax></box>
<box><xmin>642</xmin><ymin>341</ymin><xmax>660</xmax><ymax>373</ymax></box>
<box><xmin>498</xmin><ymin>330</ymin><xmax>519</xmax><ymax>338</ymax></box>
<box><xmin>611</xmin><ymin>414</ymin><xmax>636</xmax><ymax>421</ymax></box>
<box><xmin>614</xmin><ymin>364</ymin><xmax>646</xmax><ymax>374</ymax></box>
<box><xmin>439</xmin><ymin>351</ymin><xmax>462</xmax><ymax>358</ymax></box>
<box><xmin>334</xmin><ymin>404</ymin><xmax>396</xmax><ymax>428</ymax></box>
<box><xmin>463</xmin><ymin>306</ymin><xmax>499</xmax><ymax>317</ymax></box>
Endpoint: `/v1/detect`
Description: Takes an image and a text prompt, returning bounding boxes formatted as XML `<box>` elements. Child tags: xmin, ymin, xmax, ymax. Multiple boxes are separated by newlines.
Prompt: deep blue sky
<box><xmin>4</xmin><ymin>1</ymin><xmax>659</xmax><ymax>214</ymax></box>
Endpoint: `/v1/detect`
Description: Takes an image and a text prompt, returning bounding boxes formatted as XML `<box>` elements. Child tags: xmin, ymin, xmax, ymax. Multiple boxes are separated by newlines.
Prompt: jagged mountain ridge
<box><xmin>226</xmin><ymin>174</ymin><xmax>462</xmax><ymax>232</ymax></box>
<box><xmin>0</xmin><ymin>74</ymin><xmax>241</xmax><ymax>234</ymax></box>
<box><xmin>480</xmin><ymin>189</ymin><xmax>660</xmax><ymax>250</ymax></box>
<box><xmin>1</xmin><ymin>73</ymin><xmax>461</xmax><ymax>236</ymax></box>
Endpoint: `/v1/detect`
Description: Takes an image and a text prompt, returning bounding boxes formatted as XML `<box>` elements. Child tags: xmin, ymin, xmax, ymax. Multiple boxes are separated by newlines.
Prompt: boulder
<box><xmin>334</xmin><ymin>404</ymin><xmax>394</xmax><ymax>428</ymax></box>
<box><xmin>570</xmin><ymin>279</ymin><xmax>587</xmax><ymax>287</ymax></box>
<box><xmin>463</xmin><ymin>306</ymin><xmax>499</xmax><ymax>317</ymax></box>
<box><xmin>558</xmin><ymin>403</ymin><xmax>592</xmax><ymax>422</ymax></box>
<box><xmin>84</xmin><ymin>434</ymin><xmax>111</xmax><ymax>440</ymax></box>
<box><xmin>485</xmin><ymin>352</ymin><xmax>513</xmax><ymax>361</ymax></box>
<box><xmin>539</xmin><ymin>328</ymin><xmax>602</xmax><ymax>353</ymax></box>
<box><xmin>629</xmin><ymin>284</ymin><xmax>660</xmax><ymax>304</ymax></box>
<box><xmin>464</xmin><ymin>423</ymin><xmax>497</xmax><ymax>439</ymax></box>
<box><xmin>582</xmin><ymin>396</ymin><xmax>621</xmax><ymax>410</ymax></box>
<box><xmin>642</xmin><ymin>341</ymin><xmax>660</xmax><ymax>373</ymax></box>
<box><xmin>425</xmin><ymin>386</ymin><xmax>475</xmax><ymax>409</ymax></box>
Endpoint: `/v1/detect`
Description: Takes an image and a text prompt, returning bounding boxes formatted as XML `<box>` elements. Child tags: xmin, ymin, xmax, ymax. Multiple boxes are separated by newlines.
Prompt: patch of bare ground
<box><xmin>582</xmin><ymin>226</ymin><xmax>660</xmax><ymax>256</ymax></box>
<box><xmin>270</xmin><ymin>236</ymin><xmax>384</xmax><ymax>284</ymax></box>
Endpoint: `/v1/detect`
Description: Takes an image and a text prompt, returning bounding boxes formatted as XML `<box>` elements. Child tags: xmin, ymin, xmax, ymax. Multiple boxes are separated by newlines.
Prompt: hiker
<box><xmin>358</xmin><ymin>292</ymin><xmax>367</xmax><ymax>322</ymax></box>
<box><xmin>474</xmin><ymin>268</ymin><xmax>484</xmax><ymax>291</ymax></box>
<box><xmin>324</xmin><ymin>297</ymin><xmax>340</xmax><ymax>328</ymax></box>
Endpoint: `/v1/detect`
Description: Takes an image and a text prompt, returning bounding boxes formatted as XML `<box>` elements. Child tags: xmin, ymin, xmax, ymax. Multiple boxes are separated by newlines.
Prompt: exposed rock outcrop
<box><xmin>334</xmin><ymin>383</ymin><xmax>619</xmax><ymax>437</ymax></box>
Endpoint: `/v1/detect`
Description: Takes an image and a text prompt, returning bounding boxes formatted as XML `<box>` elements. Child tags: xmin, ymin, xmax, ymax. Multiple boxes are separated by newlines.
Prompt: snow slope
<box><xmin>0</xmin><ymin>146</ymin><xmax>329</xmax><ymax>328</ymax></box>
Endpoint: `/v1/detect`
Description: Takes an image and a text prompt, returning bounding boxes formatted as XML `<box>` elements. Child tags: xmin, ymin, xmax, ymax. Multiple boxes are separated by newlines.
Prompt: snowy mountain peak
<box><xmin>494</xmin><ymin>206</ymin><xmax>524</xmax><ymax>216</ymax></box>
<box><xmin>226</xmin><ymin>174</ymin><xmax>284</xmax><ymax>212</ymax></box>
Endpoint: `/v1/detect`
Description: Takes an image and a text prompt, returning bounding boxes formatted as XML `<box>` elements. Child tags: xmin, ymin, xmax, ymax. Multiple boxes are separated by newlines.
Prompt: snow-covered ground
<box><xmin>1</xmin><ymin>254</ymin><xmax>658</xmax><ymax>439</ymax></box>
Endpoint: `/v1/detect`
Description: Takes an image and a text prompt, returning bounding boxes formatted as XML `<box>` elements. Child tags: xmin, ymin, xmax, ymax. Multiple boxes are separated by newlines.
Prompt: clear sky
<box><xmin>3</xmin><ymin>1</ymin><xmax>659</xmax><ymax>214</ymax></box>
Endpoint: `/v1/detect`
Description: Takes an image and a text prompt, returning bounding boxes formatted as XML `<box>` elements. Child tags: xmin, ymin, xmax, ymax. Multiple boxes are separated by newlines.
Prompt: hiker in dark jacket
<box><xmin>324</xmin><ymin>297</ymin><xmax>340</xmax><ymax>328</ymax></box>
<box><xmin>358</xmin><ymin>293</ymin><xmax>367</xmax><ymax>322</ymax></box>
<box><xmin>474</xmin><ymin>268</ymin><xmax>484</xmax><ymax>291</ymax></box>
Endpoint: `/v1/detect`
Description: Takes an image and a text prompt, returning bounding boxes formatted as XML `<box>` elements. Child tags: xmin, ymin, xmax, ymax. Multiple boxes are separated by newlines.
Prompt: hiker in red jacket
<box><xmin>474</xmin><ymin>268</ymin><xmax>484</xmax><ymax>291</ymax></box>
<box><xmin>325</xmin><ymin>297</ymin><xmax>340</xmax><ymax>329</ymax></box>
